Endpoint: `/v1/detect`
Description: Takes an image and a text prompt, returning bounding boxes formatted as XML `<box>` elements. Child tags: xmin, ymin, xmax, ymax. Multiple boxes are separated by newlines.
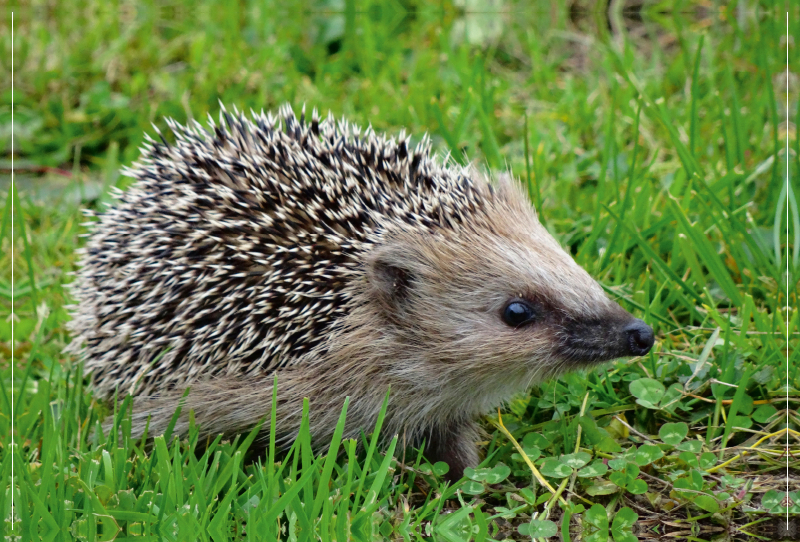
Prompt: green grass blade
<box><xmin>162</xmin><ymin>387</ymin><xmax>192</xmax><ymax>445</ymax></box>
<box><xmin>600</xmin><ymin>99</ymin><xmax>642</xmax><ymax>270</ymax></box>
<box><xmin>360</xmin><ymin>434</ymin><xmax>398</xmax><ymax>515</ymax></box>
<box><xmin>312</xmin><ymin>396</ymin><xmax>349</xmax><ymax>518</ymax></box>
<box><xmin>260</xmin><ymin>457</ymin><xmax>323</xmax><ymax>527</ymax></box>
<box><xmin>602</xmin><ymin>202</ymin><xmax>704</xmax><ymax>310</ymax></box>
<box><xmin>353</xmin><ymin>387</ymin><xmax>390</xmax><ymax>511</ymax></box>
<box><xmin>689</xmin><ymin>36</ymin><xmax>704</xmax><ymax>156</ymax></box>
<box><xmin>0</xmin><ymin>185</ymin><xmax>10</xmax><ymax>243</ymax></box>
<box><xmin>668</xmin><ymin>197</ymin><xmax>742</xmax><ymax>306</ymax></box>
<box><xmin>11</xmin><ymin>184</ymin><xmax>38</xmax><ymax>308</ymax></box>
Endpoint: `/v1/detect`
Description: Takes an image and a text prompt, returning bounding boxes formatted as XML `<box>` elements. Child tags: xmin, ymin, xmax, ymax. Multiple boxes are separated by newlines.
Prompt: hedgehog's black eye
<box><xmin>502</xmin><ymin>299</ymin><xmax>537</xmax><ymax>328</ymax></box>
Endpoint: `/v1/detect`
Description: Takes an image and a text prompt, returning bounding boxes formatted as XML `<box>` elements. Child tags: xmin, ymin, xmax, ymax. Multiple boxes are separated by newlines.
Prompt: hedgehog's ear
<box><xmin>366</xmin><ymin>250</ymin><xmax>415</xmax><ymax>312</ymax></box>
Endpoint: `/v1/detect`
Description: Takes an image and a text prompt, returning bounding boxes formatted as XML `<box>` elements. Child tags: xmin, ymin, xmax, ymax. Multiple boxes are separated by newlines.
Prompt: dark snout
<box><xmin>624</xmin><ymin>318</ymin><xmax>654</xmax><ymax>357</ymax></box>
<box><xmin>556</xmin><ymin>315</ymin><xmax>654</xmax><ymax>365</ymax></box>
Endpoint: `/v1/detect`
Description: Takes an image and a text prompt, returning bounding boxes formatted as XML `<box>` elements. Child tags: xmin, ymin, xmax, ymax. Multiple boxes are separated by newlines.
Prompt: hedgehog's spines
<box><xmin>70</xmin><ymin>102</ymin><xmax>503</xmax><ymax>397</ymax></box>
<box><xmin>311</xmin><ymin>108</ymin><xmax>321</xmax><ymax>136</ymax></box>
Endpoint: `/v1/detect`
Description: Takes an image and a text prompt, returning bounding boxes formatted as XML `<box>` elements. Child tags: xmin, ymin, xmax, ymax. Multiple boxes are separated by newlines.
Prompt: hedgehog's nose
<box><xmin>624</xmin><ymin>319</ymin><xmax>654</xmax><ymax>356</ymax></box>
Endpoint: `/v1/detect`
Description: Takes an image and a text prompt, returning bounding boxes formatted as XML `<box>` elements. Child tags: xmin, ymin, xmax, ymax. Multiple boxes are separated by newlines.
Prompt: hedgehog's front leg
<box><xmin>422</xmin><ymin>419</ymin><xmax>481</xmax><ymax>482</ymax></box>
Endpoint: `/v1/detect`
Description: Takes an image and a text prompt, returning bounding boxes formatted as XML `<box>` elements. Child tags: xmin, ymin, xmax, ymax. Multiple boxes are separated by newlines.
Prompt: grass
<box><xmin>1</xmin><ymin>1</ymin><xmax>798</xmax><ymax>540</ymax></box>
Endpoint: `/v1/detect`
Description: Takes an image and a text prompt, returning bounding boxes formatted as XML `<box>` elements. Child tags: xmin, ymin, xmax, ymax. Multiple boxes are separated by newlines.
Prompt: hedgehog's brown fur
<box><xmin>67</xmin><ymin>104</ymin><xmax>653</xmax><ymax>479</ymax></box>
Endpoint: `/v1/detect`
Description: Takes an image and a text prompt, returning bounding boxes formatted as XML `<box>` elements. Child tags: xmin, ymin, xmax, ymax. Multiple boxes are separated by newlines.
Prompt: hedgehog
<box><xmin>66</xmin><ymin>103</ymin><xmax>654</xmax><ymax>480</ymax></box>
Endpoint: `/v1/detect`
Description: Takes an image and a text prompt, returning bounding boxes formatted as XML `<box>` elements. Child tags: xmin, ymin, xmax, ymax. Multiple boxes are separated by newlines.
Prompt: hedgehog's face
<box><xmin>364</xmin><ymin>182</ymin><xmax>653</xmax><ymax>400</ymax></box>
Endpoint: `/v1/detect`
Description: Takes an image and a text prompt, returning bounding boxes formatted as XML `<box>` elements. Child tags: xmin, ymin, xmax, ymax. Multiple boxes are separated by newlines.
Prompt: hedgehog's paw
<box><xmin>422</xmin><ymin>419</ymin><xmax>481</xmax><ymax>483</ymax></box>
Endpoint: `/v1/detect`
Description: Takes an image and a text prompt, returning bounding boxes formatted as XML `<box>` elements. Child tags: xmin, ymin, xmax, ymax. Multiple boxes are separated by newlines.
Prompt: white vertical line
<box><xmin>786</xmin><ymin>10</ymin><xmax>791</xmax><ymax>528</ymax></box>
<box><xmin>10</xmin><ymin>9</ymin><xmax>14</xmax><ymax>526</ymax></box>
